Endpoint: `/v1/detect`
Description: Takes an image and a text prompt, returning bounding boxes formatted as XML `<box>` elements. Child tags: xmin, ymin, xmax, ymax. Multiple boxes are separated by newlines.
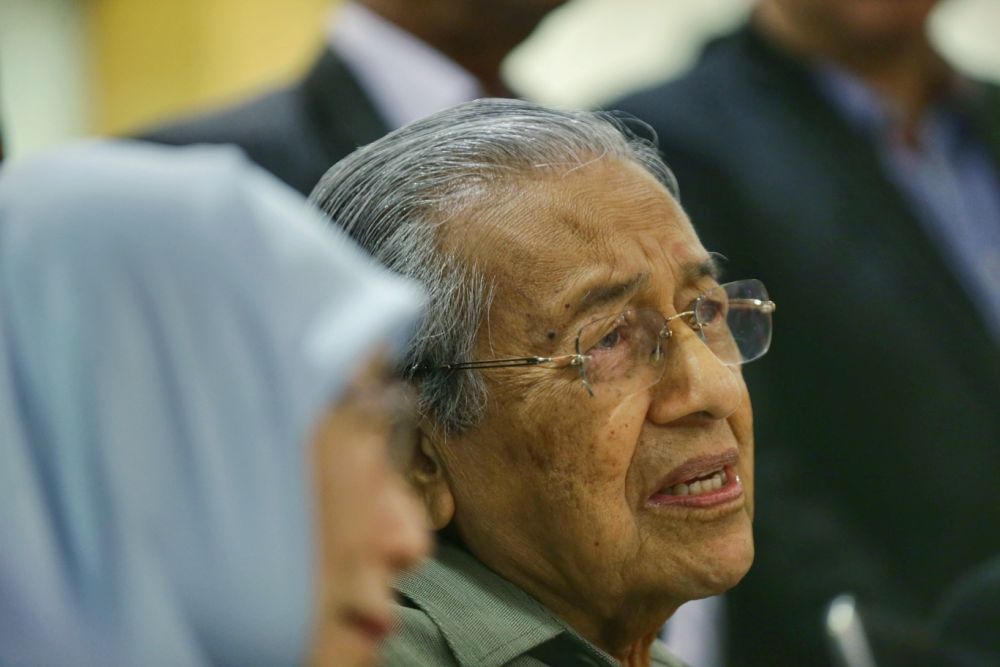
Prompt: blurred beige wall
<box><xmin>507</xmin><ymin>0</ymin><xmax>1000</xmax><ymax>107</ymax></box>
<box><xmin>2</xmin><ymin>0</ymin><xmax>999</xmax><ymax>158</ymax></box>
<box><xmin>506</xmin><ymin>0</ymin><xmax>753</xmax><ymax>108</ymax></box>
<box><xmin>0</xmin><ymin>0</ymin><xmax>89</xmax><ymax>157</ymax></box>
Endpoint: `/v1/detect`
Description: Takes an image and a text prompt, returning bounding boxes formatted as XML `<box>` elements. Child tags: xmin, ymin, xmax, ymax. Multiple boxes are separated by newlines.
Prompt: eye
<box><xmin>578</xmin><ymin>311</ymin><xmax>639</xmax><ymax>361</ymax></box>
<box><xmin>696</xmin><ymin>297</ymin><xmax>727</xmax><ymax>326</ymax></box>
<box><xmin>580</xmin><ymin>313</ymin><xmax>633</xmax><ymax>357</ymax></box>
<box><xmin>595</xmin><ymin>327</ymin><xmax>623</xmax><ymax>350</ymax></box>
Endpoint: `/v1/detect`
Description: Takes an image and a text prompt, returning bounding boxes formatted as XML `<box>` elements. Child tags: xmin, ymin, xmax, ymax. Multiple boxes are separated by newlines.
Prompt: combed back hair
<box><xmin>308</xmin><ymin>98</ymin><xmax>678</xmax><ymax>436</ymax></box>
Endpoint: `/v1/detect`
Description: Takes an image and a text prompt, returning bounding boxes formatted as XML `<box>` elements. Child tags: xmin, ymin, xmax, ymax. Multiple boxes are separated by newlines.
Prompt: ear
<box><xmin>407</xmin><ymin>428</ymin><xmax>456</xmax><ymax>531</ymax></box>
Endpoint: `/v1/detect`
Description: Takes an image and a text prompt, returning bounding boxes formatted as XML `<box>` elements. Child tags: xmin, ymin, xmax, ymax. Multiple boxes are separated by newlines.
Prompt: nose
<box><xmin>646</xmin><ymin>321</ymin><xmax>745</xmax><ymax>425</ymax></box>
<box><xmin>377</xmin><ymin>473</ymin><xmax>431</xmax><ymax>574</ymax></box>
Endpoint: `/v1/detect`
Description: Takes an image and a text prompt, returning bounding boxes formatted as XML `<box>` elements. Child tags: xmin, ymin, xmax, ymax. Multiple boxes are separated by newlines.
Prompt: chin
<box><xmin>682</xmin><ymin>516</ymin><xmax>755</xmax><ymax>599</ymax></box>
<box><xmin>708</xmin><ymin>538</ymin><xmax>755</xmax><ymax>593</ymax></box>
<box><xmin>314</xmin><ymin>624</ymin><xmax>380</xmax><ymax>667</ymax></box>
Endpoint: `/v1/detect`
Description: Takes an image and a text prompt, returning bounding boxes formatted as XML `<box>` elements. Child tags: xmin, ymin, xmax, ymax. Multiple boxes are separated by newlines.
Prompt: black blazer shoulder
<box><xmin>618</xmin><ymin>25</ymin><xmax>1000</xmax><ymax>176</ymax></box>
<box><xmin>138</xmin><ymin>49</ymin><xmax>390</xmax><ymax>195</ymax></box>
<box><xmin>615</xmin><ymin>26</ymin><xmax>1000</xmax><ymax>317</ymax></box>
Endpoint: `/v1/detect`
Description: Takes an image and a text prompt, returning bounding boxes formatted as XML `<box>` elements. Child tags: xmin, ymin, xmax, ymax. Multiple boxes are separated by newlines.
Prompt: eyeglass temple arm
<box><xmin>729</xmin><ymin>298</ymin><xmax>776</xmax><ymax>314</ymax></box>
<box><xmin>421</xmin><ymin>354</ymin><xmax>585</xmax><ymax>372</ymax></box>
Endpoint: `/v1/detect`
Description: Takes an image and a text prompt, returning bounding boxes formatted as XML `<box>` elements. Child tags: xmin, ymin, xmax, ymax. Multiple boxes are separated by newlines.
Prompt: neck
<box><xmin>360</xmin><ymin>0</ymin><xmax>515</xmax><ymax>96</ymax></box>
<box><xmin>754</xmin><ymin>3</ymin><xmax>952</xmax><ymax>137</ymax></box>
<box><xmin>493</xmin><ymin>558</ymin><xmax>677</xmax><ymax>665</ymax></box>
<box><xmin>618</xmin><ymin>631</ymin><xmax>663</xmax><ymax>667</ymax></box>
<box><xmin>559</xmin><ymin>601</ymin><xmax>673</xmax><ymax>666</ymax></box>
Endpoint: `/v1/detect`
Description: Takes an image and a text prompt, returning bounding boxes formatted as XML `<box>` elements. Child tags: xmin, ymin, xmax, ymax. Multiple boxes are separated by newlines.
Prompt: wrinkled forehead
<box><xmin>455</xmin><ymin>159</ymin><xmax>691</xmax><ymax>257</ymax></box>
<box><xmin>444</xmin><ymin>158</ymin><xmax>708</xmax><ymax>339</ymax></box>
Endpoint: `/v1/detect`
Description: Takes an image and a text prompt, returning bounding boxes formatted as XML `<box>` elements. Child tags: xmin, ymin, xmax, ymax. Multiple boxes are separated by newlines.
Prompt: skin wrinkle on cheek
<box><xmin>500</xmin><ymin>373</ymin><xmax>572</xmax><ymax>473</ymax></box>
<box><xmin>525</xmin><ymin>387</ymin><xmax>607</xmax><ymax>505</ymax></box>
<box><xmin>601</xmin><ymin>393</ymin><xmax>649</xmax><ymax>505</ymax></box>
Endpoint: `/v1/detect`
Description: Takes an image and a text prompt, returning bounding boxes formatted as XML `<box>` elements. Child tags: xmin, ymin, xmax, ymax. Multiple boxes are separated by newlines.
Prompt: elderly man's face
<box><xmin>425</xmin><ymin>159</ymin><xmax>754</xmax><ymax>647</ymax></box>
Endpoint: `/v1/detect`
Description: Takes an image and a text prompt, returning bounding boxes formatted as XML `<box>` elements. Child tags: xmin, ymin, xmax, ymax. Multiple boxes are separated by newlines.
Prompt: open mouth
<box><xmin>646</xmin><ymin>452</ymin><xmax>744</xmax><ymax>509</ymax></box>
<box><xmin>660</xmin><ymin>467</ymin><xmax>729</xmax><ymax>496</ymax></box>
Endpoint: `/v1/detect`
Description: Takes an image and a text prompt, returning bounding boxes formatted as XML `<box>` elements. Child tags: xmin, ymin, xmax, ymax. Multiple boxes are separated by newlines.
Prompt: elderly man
<box><xmin>309</xmin><ymin>99</ymin><xmax>776</xmax><ymax>667</ymax></box>
<box><xmin>140</xmin><ymin>0</ymin><xmax>565</xmax><ymax>195</ymax></box>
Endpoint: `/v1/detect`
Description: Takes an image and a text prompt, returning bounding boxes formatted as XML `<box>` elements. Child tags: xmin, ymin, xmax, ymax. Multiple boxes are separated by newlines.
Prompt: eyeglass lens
<box><xmin>574</xmin><ymin>279</ymin><xmax>772</xmax><ymax>400</ymax></box>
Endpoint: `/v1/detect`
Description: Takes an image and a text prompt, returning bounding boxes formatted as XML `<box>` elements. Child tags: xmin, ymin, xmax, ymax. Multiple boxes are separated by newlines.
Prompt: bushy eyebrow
<box><xmin>571</xmin><ymin>273</ymin><xmax>649</xmax><ymax>321</ymax></box>
<box><xmin>552</xmin><ymin>255</ymin><xmax>722</xmax><ymax>340</ymax></box>
<box><xmin>682</xmin><ymin>255</ymin><xmax>724</xmax><ymax>285</ymax></box>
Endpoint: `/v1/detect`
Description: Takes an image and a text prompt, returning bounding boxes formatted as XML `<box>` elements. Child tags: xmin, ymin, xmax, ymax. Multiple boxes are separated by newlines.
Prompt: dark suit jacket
<box><xmin>616</xmin><ymin>25</ymin><xmax>1000</xmax><ymax>667</ymax></box>
<box><xmin>139</xmin><ymin>49</ymin><xmax>389</xmax><ymax>196</ymax></box>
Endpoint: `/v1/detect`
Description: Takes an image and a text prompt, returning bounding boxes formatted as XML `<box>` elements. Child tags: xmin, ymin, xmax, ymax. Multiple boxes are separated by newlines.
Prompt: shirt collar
<box><xmin>394</xmin><ymin>544</ymin><xmax>620</xmax><ymax>667</ymax></box>
<box><xmin>812</xmin><ymin>61</ymin><xmax>977</xmax><ymax>155</ymax></box>
<box><xmin>327</xmin><ymin>2</ymin><xmax>485</xmax><ymax>131</ymax></box>
<box><xmin>813</xmin><ymin>62</ymin><xmax>894</xmax><ymax>135</ymax></box>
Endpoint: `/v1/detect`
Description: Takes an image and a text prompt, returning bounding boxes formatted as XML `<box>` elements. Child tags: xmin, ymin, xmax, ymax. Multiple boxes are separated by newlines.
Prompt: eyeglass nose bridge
<box><xmin>654</xmin><ymin>326</ymin><xmax>669</xmax><ymax>361</ymax></box>
<box><xmin>631</xmin><ymin>310</ymin><xmax>701</xmax><ymax>397</ymax></box>
<box><xmin>663</xmin><ymin>308</ymin><xmax>704</xmax><ymax>335</ymax></box>
<box><xmin>649</xmin><ymin>308</ymin><xmax>700</xmax><ymax>366</ymax></box>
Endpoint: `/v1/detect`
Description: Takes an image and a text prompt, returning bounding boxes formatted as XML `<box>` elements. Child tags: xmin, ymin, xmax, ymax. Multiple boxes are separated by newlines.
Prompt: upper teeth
<box><xmin>663</xmin><ymin>470</ymin><xmax>727</xmax><ymax>496</ymax></box>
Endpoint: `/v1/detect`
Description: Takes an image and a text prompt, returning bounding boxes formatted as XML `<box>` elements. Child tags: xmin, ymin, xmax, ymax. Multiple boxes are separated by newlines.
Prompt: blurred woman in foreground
<box><xmin>0</xmin><ymin>142</ymin><xmax>427</xmax><ymax>666</ymax></box>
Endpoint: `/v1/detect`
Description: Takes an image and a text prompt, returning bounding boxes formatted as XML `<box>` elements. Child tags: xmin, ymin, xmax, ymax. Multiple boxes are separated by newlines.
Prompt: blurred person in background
<box><xmin>0</xmin><ymin>141</ymin><xmax>427</xmax><ymax>666</ymax></box>
<box><xmin>615</xmin><ymin>0</ymin><xmax>1000</xmax><ymax>665</ymax></box>
<box><xmin>139</xmin><ymin>0</ymin><xmax>566</xmax><ymax>195</ymax></box>
<box><xmin>310</xmin><ymin>98</ymin><xmax>777</xmax><ymax>667</ymax></box>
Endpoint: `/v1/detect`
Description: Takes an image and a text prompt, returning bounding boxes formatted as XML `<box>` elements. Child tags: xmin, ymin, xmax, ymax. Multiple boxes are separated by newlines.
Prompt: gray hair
<box><xmin>308</xmin><ymin>98</ymin><xmax>677</xmax><ymax>436</ymax></box>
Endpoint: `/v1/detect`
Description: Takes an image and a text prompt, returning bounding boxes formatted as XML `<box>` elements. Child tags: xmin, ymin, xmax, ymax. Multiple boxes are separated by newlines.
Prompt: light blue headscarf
<box><xmin>0</xmin><ymin>141</ymin><xmax>424</xmax><ymax>666</ymax></box>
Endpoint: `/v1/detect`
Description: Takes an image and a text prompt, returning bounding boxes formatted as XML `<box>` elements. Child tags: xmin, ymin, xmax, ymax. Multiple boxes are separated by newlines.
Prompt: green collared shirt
<box><xmin>381</xmin><ymin>544</ymin><xmax>689</xmax><ymax>667</ymax></box>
